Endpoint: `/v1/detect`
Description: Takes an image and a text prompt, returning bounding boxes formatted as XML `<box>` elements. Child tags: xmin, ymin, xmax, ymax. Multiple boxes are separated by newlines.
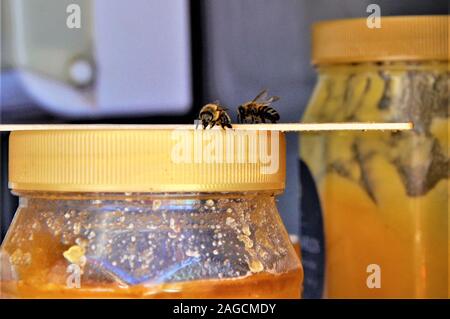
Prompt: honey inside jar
<box><xmin>1</xmin><ymin>129</ymin><xmax>303</xmax><ymax>298</ymax></box>
<box><xmin>300</xmin><ymin>15</ymin><xmax>448</xmax><ymax>298</ymax></box>
<box><xmin>1</xmin><ymin>269</ymin><xmax>301</xmax><ymax>299</ymax></box>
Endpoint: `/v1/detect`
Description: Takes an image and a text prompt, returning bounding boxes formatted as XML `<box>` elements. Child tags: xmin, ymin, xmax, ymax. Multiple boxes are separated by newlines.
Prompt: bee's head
<box><xmin>200</xmin><ymin>111</ymin><xmax>212</xmax><ymax>128</ymax></box>
<box><xmin>238</xmin><ymin>104</ymin><xmax>253</xmax><ymax>123</ymax></box>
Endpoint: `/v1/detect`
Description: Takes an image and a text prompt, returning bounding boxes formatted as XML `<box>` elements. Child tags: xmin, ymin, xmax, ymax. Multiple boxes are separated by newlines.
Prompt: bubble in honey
<box><xmin>31</xmin><ymin>221</ymin><xmax>40</xmax><ymax>231</ymax></box>
<box><xmin>71</xmin><ymin>222</ymin><xmax>80</xmax><ymax>236</ymax></box>
<box><xmin>226</xmin><ymin>217</ymin><xmax>236</xmax><ymax>226</ymax></box>
<box><xmin>46</xmin><ymin>218</ymin><xmax>53</xmax><ymax>228</ymax></box>
<box><xmin>205</xmin><ymin>199</ymin><xmax>214</xmax><ymax>207</ymax></box>
<box><xmin>63</xmin><ymin>245</ymin><xmax>86</xmax><ymax>266</ymax></box>
<box><xmin>61</xmin><ymin>233</ymin><xmax>71</xmax><ymax>245</ymax></box>
<box><xmin>10</xmin><ymin>249</ymin><xmax>32</xmax><ymax>266</ymax></box>
<box><xmin>51</xmin><ymin>221</ymin><xmax>62</xmax><ymax>236</ymax></box>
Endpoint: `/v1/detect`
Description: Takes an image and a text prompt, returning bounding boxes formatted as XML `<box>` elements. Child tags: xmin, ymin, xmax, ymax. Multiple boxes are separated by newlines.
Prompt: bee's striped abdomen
<box><xmin>258</xmin><ymin>106</ymin><xmax>280</xmax><ymax>123</ymax></box>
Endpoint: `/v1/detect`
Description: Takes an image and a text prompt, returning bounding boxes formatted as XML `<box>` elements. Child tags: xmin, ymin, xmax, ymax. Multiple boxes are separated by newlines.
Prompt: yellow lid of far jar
<box><xmin>9</xmin><ymin>129</ymin><xmax>285</xmax><ymax>193</ymax></box>
<box><xmin>312</xmin><ymin>15</ymin><xmax>449</xmax><ymax>65</ymax></box>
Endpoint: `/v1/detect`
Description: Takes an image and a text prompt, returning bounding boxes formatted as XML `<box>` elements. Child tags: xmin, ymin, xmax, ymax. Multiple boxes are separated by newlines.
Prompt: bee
<box><xmin>197</xmin><ymin>102</ymin><xmax>232</xmax><ymax>129</ymax></box>
<box><xmin>237</xmin><ymin>90</ymin><xmax>280</xmax><ymax>124</ymax></box>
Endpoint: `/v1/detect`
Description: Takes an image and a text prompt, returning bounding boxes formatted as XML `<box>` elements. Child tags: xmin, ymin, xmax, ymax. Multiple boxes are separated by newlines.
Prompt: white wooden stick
<box><xmin>0</xmin><ymin>122</ymin><xmax>413</xmax><ymax>132</ymax></box>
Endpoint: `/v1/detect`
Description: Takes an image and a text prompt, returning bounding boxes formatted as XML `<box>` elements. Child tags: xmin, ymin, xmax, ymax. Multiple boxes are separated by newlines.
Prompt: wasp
<box><xmin>197</xmin><ymin>102</ymin><xmax>232</xmax><ymax>129</ymax></box>
<box><xmin>237</xmin><ymin>90</ymin><xmax>280</xmax><ymax>124</ymax></box>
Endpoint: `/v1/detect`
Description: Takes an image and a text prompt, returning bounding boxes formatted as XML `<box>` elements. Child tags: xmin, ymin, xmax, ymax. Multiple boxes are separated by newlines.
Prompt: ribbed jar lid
<box><xmin>9</xmin><ymin>129</ymin><xmax>285</xmax><ymax>192</ymax></box>
<box><xmin>312</xmin><ymin>15</ymin><xmax>449</xmax><ymax>65</ymax></box>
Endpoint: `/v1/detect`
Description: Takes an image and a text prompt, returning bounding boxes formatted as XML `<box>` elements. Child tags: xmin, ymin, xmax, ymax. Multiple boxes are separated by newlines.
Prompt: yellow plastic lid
<box><xmin>9</xmin><ymin>129</ymin><xmax>285</xmax><ymax>193</ymax></box>
<box><xmin>312</xmin><ymin>15</ymin><xmax>449</xmax><ymax>65</ymax></box>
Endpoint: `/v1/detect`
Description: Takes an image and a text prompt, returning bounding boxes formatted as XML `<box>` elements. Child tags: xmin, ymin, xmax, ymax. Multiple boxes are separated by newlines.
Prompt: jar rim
<box><xmin>12</xmin><ymin>190</ymin><xmax>281</xmax><ymax>200</ymax></box>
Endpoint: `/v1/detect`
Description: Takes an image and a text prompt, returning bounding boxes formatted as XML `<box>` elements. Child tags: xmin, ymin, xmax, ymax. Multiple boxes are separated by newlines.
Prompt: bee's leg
<box><xmin>261</xmin><ymin>117</ymin><xmax>266</xmax><ymax>123</ymax></box>
<box><xmin>209</xmin><ymin>121</ymin><xmax>216</xmax><ymax>129</ymax></box>
<box><xmin>202</xmin><ymin>121</ymin><xmax>208</xmax><ymax>129</ymax></box>
<box><xmin>221</xmin><ymin>122</ymin><xmax>232</xmax><ymax>130</ymax></box>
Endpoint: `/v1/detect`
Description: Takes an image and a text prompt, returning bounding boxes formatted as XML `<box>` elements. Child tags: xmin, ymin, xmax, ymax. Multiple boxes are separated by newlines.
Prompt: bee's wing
<box><xmin>252</xmin><ymin>89</ymin><xmax>269</xmax><ymax>102</ymax></box>
<box><xmin>258</xmin><ymin>96</ymin><xmax>280</xmax><ymax>105</ymax></box>
<box><xmin>268</xmin><ymin>96</ymin><xmax>280</xmax><ymax>103</ymax></box>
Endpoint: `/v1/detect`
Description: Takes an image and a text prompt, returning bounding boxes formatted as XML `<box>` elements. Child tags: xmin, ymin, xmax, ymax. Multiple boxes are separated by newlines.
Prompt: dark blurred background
<box><xmin>1</xmin><ymin>0</ymin><xmax>448</xmax><ymax>241</ymax></box>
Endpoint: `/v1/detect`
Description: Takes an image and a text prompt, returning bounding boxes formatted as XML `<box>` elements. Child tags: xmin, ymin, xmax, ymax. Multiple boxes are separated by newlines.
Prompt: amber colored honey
<box><xmin>1</xmin><ymin>269</ymin><xmax>301</xmax><ymax>299</ymax></box>
<box><xmin>321</xmin><ymin>173</ymin><xmax>448</xmax><ymax>298</ymax></box>
<box><xmin>301</xmin><ymin>61</ymin><xmax>448</xmax><ymax>298</ymax></box>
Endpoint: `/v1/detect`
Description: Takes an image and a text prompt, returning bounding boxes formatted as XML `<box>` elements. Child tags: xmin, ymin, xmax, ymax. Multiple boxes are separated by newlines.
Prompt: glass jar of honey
<box><xmin>1</xmin><ymin>129</ymin><xmax>302</xmax><ymax>298</ymax></box>
<box><xmin>299</xmin><ymin>16</ymin><xmax>448</xmax><ymax>298</ymax></box>
<box><xmin>300</xmin><ymin>16</ymin><xmax>450</xmax><ymax>298</ymax></box>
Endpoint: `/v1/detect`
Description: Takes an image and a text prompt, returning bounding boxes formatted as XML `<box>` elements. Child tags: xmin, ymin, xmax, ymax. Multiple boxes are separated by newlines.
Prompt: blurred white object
<box><xmin>1</xmin><ymin>0</ymin><xmax>192</xmax><ymax>118</ymax></box>
<box><xmin>68</xmin><ymin>57</ymin><xmax>95</xmax><ymax>88</ymax></box>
